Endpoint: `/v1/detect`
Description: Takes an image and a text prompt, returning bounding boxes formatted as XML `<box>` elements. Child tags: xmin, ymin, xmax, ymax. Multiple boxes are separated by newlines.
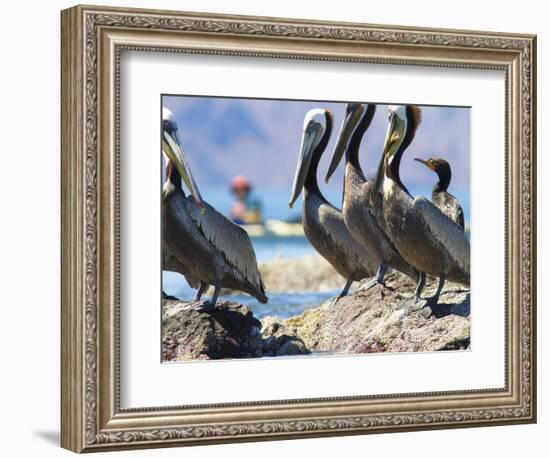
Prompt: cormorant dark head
<box><xmin>414</xmin><ymin>157</ymin><xmax>452</xmax><ymax>192</ymax></box>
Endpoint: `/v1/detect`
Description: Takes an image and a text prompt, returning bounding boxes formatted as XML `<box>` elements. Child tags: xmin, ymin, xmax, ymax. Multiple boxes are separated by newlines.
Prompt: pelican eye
<box><xmin>346</xmin><ymin>103</ymin><xmax>360</xmax><ymax>115</ymax></box>
<box><xmin>306</xmin><ymin>120</ymin><xmax>319</xmax><ymax>134</ymax></box>
<box><xmin>163</xmin><ymin>119</ymin><xmax>176</xmax><ymax>135</ymax></box>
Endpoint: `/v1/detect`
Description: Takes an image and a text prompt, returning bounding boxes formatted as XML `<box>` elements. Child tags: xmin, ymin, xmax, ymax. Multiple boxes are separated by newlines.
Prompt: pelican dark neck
<box><xmin>166</xmin><ymin>159</ymin><xmax>183</xmax><ymax>191</ymax></box>
<box><xmin>433</xmin><ymin>164</ymin><xmax>451</xmax><ymax>193</ymax></box>
<box><xmin>304</xmin><ymin>112</ymin><xmax>333</xmax><ymax>196</ymax></box>
<box><xmin>386</xmin><ymin>107</ymin><xmax>416</xmax><ymax>193</ymax></box>
<box><xmin>346</xmin><ymin>105</ymin><xmax>376</xmax><ymax>173</ymax></box>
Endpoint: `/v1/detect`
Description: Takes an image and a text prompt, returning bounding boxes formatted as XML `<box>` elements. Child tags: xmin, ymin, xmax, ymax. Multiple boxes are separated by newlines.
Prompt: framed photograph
<box><xmin>61</xmin><ymin>4</ymin><xmax>537</xmax><ymax>453</ymax></box>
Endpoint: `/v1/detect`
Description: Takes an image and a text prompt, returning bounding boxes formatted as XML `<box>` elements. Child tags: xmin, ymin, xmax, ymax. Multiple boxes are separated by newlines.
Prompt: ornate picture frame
<box><xmin>61</xmin><ymin>4</ymin><xmax>536</xmax><ymax>452</ymax></box>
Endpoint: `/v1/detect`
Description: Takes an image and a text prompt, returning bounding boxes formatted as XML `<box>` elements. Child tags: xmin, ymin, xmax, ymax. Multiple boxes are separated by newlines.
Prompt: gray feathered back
<box><xmin>185</xmin><ymin>201</ymin><xmax>264</xmax><ymax>289</ymax></box>
<box><xmin>317</xmin><ymin>202</ymin><xmax>379</xmax><ymax>274</ymax></box>
<box><xmin>413</xmin><ymin>196</ymin><xmax>470</xmax><ymax>276</ymax></box>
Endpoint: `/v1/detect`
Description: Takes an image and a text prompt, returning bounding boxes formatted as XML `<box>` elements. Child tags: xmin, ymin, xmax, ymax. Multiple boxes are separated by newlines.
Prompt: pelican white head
<box><xmin>303</xmin><ymin>107</ymin><xmax>326</xmax><ymax>126</ymax></box>
<box><xmin>162</xmin><ymin>107</ymin><xmax>176</xmax><ymax>125</ymax></box>
<box><xmin>325</xmin><ymin>103</ymin><xmax>374</xmax><ymax>183</ymax></box>
<box><xmin>289</xmin><ymin>108</ymin><xmax>331</xmax><ymax>208</ymax></box>
<box><xmin>161</xmin><ymin>107</ymin><xmax>204</xmax><ymax>208</ymax></box>
<box><xmin>388</xmin><ymin>105</ymin><xmax>407</xmax><ymax>121</ymax></box>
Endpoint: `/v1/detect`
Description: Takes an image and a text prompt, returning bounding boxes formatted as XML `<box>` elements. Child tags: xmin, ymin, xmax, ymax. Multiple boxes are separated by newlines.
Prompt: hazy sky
<box><xmin>162</xmin><ymin>95</ymin><xmax>470</xmax><ymax>222</ymax></box>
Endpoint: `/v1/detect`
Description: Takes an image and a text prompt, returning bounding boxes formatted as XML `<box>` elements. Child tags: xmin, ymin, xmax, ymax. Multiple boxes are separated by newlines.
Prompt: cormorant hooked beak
<box><xmin>288</xmin><ymin>113</ymin><xmax>324</xmax><ymax>208</ymax></box>
<box><xmin>371</xmin><ymin>109</ymin><xmax>407</xmax><ymax>203</ymax></box>
<box><xmin>414</xmin><ymin>157</ymin><xmax>436</xmax><ymax>171</ymax></box>
<box><xmin>162</xmin><ymin>125</ymin><xmax>205</xmax><ymax>212</ymax></box>
<box><xmin>325</xmin><ymin>103</ymin><xmax>364</xmax><ymax>183</ymax></box>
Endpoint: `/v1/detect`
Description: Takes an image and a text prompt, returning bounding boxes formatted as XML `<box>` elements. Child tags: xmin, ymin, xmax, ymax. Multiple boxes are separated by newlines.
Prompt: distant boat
<box><xmin>238</xmin><ymin>219</ymin><xmax>305</xmax><ymax>238</ymax></box>
<box><xmin>265</xmin><ymin>219</ymin><xmax>305</xmax><ymax>237</ymax></box>
<box><xmin>238</xmin><ymin>223</ymin><xmax>266</xmax><ymax>237</ymax></box>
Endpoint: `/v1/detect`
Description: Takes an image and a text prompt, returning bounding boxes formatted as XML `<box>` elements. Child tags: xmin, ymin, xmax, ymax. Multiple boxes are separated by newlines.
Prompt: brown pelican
<box><xmin>162</xmin><ymin>108</ymin><xmax>267</xmax><ymax>309</ymax></box>
<box><xmin>288</xmin><ymin>108</ymin><xmax>379</xmax><ymax>302</ymax></box>
<box><xmin>324</xmin><ymin>103</ymin><xmax>419</xmax><ymax>291</ymax></box>
<box><xmin>161</xmin><ymin>110</ymin><xmax>202</xmax><ymax>298</ymax></box>
<box><xmin>371</xmin><ymin>105</ymin><xmax>470</xmax><ymax>314</ymax></box>
<box><xmin>414</xmin><ymin>157</ymin><xmax>465</xmax><ymax>230</ymax></box>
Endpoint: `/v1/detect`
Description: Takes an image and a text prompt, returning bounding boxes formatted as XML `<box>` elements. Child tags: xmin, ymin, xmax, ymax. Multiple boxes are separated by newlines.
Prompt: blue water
<box><xmin>162</xmin><ymin>235</ymin><xmax>338</xmax><ymax>319</ymax></box>
<box><xmin>249</xmin><ymin>234</ymin><xmax>313</xmax><ymax>261</ymax></box>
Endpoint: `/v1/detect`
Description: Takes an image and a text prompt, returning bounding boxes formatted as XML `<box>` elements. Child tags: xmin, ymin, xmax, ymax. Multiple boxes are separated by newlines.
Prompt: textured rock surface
<box><xmin>162</xmin><ymin>300</ymin><xmax>309</xmax><ymax>361</ymax></box>
<box><xmin>282</xmin><ymin>272</ymin><xmax>470</xmax><ymax>354</ymax></box>
<box><xmin>162</xmin><ymin>272</ymin><xmax>470</xmax><ymax>361</ymax></box>
<box><xmin>259</xmin><ymin>316</ymin><xmax>310</xmax><ymax>356</ymax></box>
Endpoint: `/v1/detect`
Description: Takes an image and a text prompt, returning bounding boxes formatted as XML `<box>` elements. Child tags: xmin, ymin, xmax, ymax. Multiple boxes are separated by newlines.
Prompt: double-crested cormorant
<box><xmin>288</xmin><ymin>108</ymin><xmax>379</xmax><ymax>302</ymax></box>
<box><xmin>371</xmin><ymin>105</ymin><xmax>470</xmax><ymax>314</ymax></box>
<box><xmin>325</xmin><ymin>103</ymin><xmax>419</xmax><ymax>291</ymax></box>
<box><xmin>162</xmin><ymin>108</ymin><xmax>267</xmax><ymax>309</ymax></box>
<box><xmin>414</xmin><ymin>157</ymin><xmax>465</xmax><ymax>230</ymax></box>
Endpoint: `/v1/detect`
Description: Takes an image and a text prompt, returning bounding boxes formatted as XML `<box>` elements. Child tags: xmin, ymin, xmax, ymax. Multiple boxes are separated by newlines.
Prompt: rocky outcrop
<box><xmin>162</xmin><ymin>272</ymin><xmax>470</xmax><ymax>361</ymax></box>
<box><xmin>282</xmin><ymin>272</ymin><xmax>470</xmax><ymax>353</ymax></box>
<box><xmin>162</xmin><ymin>300</ymin><xmax>309</xmax><ymax>361</ymax></box>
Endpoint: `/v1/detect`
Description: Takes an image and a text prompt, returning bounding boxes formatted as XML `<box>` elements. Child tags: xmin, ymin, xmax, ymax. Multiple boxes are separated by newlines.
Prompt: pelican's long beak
<box><xmin>371</xmin><ymin>112</ymin><xmax>406</xmax><ymax>203</ymax></box>
<box><xmin>162</xmin><ymin>129</ymin><xmax>204</xmax><ymax>210</ymax></box>
<box><xmin>414</xmin><ymin>157</ymin><xmax>435</xmax><ymax>170</ymax></box>
<box><xmin>325</xmin><ymin>103</ymin><xmax>364</xmax><ymax>183</ymax></box>
<box><xmin>289</xmin><ymin>121</ymin><xmax>323</xmax><ymax>208</ymax></box>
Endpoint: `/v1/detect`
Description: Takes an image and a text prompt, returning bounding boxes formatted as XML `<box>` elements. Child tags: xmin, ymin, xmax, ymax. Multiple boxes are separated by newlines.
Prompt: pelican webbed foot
<box><xmin>322</xmin><ymin>296</ymin><xmax>340</xmax><ymax>309</ymax></box>
<box><xmin>324</xmin><ymin>275</ymin><xmax>355</xmax><ymax>308</ymax></box>
<box><xmin>191</xmin><ymin>300</ymin><xmax>216</xmax><ymax>312</ymax></box>
<box><xmin>394</xmin><ymin>271</ymin><xmax>428</xmax><ymax>312</ymax></box>
<box><xmin>394</xmin><ymin>295</ymin><xmax>434</xmax><ymax>318</ymax></box>
<box><xmin>357</xmin><ymin>278</ymin><xmax>382</xmax><ymax>293</ymax></box>
<box><xmin>396</xmin><ymin>295</ymin><xmax>427</xmax><ymax>312</ymax></box>
<box><xmin>396</xmin><ymin>274</ymin><xmax>446</xmax><ymax>318</ymax></box>
<box><xmin>191</xmin><ymin>277</ymin><xmax>221</xmax><ymax>312</ymax></box>
<box><xmin>357</xmin><ymin>263</ymin><xmax>388</xmax><ymax>293</ymax></box>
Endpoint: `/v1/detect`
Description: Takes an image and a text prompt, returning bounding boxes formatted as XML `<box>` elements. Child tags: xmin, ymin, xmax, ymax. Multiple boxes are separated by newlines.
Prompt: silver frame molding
<box><xmin>61</xmin><ymin>4</ymin><xmax>537</xmax><ymax>453</ymax></box>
